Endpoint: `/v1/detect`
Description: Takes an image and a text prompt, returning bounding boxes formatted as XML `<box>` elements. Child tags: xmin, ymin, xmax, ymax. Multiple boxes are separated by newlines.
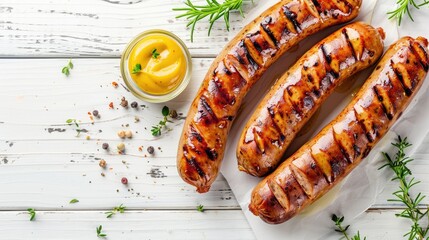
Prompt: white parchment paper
<box><xmin>220</xmin><ymin>0</ymin><xmax>429</xmax><ymax>239</ymax></box>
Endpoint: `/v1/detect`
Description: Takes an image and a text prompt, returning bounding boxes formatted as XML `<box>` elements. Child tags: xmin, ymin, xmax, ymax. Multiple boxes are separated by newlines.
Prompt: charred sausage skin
<box><xmin>177</xmin><ymin>0</ymin><xmax>362</xmax><ymax>193</ymax></box>
<box><xmin>249</xmin><ymin>36</ymin><xmax>429</xmax><ymax>224</ymax></box>
<box><xmin>237</xmin><ymin>22</ymin><xmax>385</xmax><ymax>177</ymax></box>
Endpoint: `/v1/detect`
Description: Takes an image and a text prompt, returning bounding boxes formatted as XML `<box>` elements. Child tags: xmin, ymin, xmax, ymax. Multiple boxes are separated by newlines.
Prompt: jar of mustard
<box><xmin>121</xmin><ymin>30</ymin><xmax>192</xmax><ymax>103</ymax></box>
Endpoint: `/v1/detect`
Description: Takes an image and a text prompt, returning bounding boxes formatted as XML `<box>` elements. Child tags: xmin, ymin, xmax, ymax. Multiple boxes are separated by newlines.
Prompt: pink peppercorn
<box><xmin>121</xmin><ymin>177</ymin><xmax>128</xmax><ymax>185</ymax></box>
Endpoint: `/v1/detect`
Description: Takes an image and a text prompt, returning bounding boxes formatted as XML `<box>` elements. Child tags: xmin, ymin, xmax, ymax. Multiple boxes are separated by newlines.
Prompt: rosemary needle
<box><xmin>173</xmin><ymin>0</ymin><xmax>253</xmax><ymax>42</ymax></box>
<box><xmin>388</xmin><ymin>0</ymin><xmax>429</xmax><ymax>25</ymax></box>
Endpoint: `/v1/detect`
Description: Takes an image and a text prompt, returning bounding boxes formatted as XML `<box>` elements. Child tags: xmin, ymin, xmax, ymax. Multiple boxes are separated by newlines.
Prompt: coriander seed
<box><xmin>117</xmin><ymin>130</ymin><xmax>126</xmax><ymax>139</ymax></box>
<box><xmin>125</xmin><ymin>130</ymin><xmax>133</xmax><ymax>138</ymax></box>
<box><xmin>99</xmin><ymin>159</ymin><xmax>107</xmax><ymax>168</ymax></box>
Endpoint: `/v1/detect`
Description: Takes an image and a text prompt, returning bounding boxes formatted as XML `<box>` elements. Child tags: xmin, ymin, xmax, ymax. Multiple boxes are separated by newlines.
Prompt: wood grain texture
<box><xmin>0</xmin><ymin>0</ymin><xmax>253</xmax><ymax>58</ymax></box>
<box><xmin>0</xmin><ymin>209</ymin><xmax>423</xmax><ymax>240</ymax></box>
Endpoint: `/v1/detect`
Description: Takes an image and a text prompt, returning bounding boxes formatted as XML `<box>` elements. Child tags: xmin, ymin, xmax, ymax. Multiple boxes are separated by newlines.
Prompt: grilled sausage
<box><xmin>177</xmin><ymin>0</ymin><xmax>363</xmax><ymax>193</ymax></box>
<box><xmin>249</xmin><ymin>36</ymin><xmax>429</xmax><ymax>224</ymax></box>
<box><xmin>237</xmin><ymin>22</ymin><xmax>385</xmax><ymax>177</ymax></box>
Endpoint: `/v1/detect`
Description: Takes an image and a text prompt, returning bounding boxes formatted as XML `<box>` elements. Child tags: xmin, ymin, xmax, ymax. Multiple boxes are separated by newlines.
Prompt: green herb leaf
<box><xmin>173</xmin><ymin>0</ymin><xmax>253</xmax><ymax>42</ymax></box>
<box><xmin>331</xmin><ymin>214</ymin><xmax>366</xmax><ymax>240</ymax></box>
<box><xmin>66</xmin><ymin>119</ymin><xmax>74</xmax><ymax>124</ymax></box>
<box><xmin>379</xmin><ymin>136</ymin><xmax>429</xmax><ymax>239</ymax></box>
<box><xmin>69</xmin><ymin>199</ymin><xmax>79</xmax><ymax>204</ymax></box>
<box><xmin>62</xmin><ymin>59</ymin><xmax>73</xmax><ymax>77</ymax></box>
<box><xmin>162</xmin><ymin>106</ymin><xmax>170</xmax><ymax>117</ymax></box>
<box><xmin>105</xmin><ymin>204</ymin><xmax>126</xmax><ymax>218</ymax></box>
<box><xmin>27</xmin><ymin>208</ymin><xmax>36</xmax><ymax>221</ymax></box>
<box><xmin>197</xmin><ymin>204</ymin><xmax>204</xmax><ymax>212</ymax></box>
<box><xmin>132</xmin><ymin>63</ymin><xmax>142</xmax><ymax>74</ymax></box>
<box><xmin>151</xmin><ymin>106</ymin><xmax>175</xmax><ymax>137</ymax></box>
<box><xmin>152</xmin><ymin>48</ymin><xmax>160</xmax><ymax>59</ymax></box>
<box><xmin>388</xmin><ymin>0</ymin><xmax>429</xmax><ymax>25</ymax></box>
<box><xmin>96</xmin><ymin>225</ymin><xmax>107</xmax><ymax>238</ymax></box>
<box><xmin>66</xmin><ymin>119</ymin><xmax>82</xmax><ymax>137</ymax></box>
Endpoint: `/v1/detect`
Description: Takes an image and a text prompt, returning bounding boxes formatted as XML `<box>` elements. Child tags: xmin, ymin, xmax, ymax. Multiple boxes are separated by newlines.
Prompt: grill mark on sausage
<box><xmin>247</xmin><ymin>32</ymin><xmax>264</xmax><ymax>53</ymax></box>
<box><xmin>373</xmin><ymin>86</ymin><xmax>394</xmax><ymax>120</ymax></box>
<box><xmin>239</xmin><ymin>40</ymin><xmax>260</xmax><ymax>71</ymax></box>
<box><xmin>392</xmin><ymin>62</ymin><xmax>412</xmax><ymax>96</ymax></box>
<box><xmin>261</xmin><ymin>17</ymin><xmax>279</xmax><ymax>47</ymax></box>
<box><xmin>186</xmin><ymin>156</ymin><xmax>205</xmax><ymax>177</ymax></box>
<box><xmin>333</xmin><ymin>133</ymin><xmax>352</xmax><ymax>163</ymax></box>
<box><xmin>353</xmin><ymin>108</ymin><xmax>374</xmax><ymax>143</ymax></box>
<box><xmin>311</xmin><ymin>0</ymin><xmax>321</xmax><ymax>9</ymax></box>
<box><xmin>210</xmin><ymin>77</ymin><xmax>236</xmax><ymax>106</ymax></box>
<box><xmin>342</xmin><ymin>28</ymin><xmax>357</xmax><ymax>61</ymax></box>
<box><xmin>321</xmin><ymin>44</ymin><xmax>332</xmax><ymax>64</ymax></box>
<box><xmin>283</xmin><ymin>6</ymin><xmax>301</xmax><ymax>32</ymax></box>
<box><xmin>205</xmin><ymin>148</ymin><xmax>218</xmax><ymax>161</ymax></box>
<box><xmin>267</xmin><ymin>106</ymin><xmax>286</xmax><ymax>142</ymax></box>
<box><xmin>409</xmin><ymin>42</ymin><xmax>429</xmax><ymax>72</ymax></box>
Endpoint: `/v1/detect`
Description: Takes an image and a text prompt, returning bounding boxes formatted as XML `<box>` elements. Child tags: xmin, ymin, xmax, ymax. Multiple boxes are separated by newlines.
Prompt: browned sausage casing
<box><xmin>177</xmin><ymin>0</ymin><xmax>362</xmax><ymax>193</ymax></box>
<box><xmin>249</xmin><ymin>36</ymin><xmax>429</xmax><ymax>224</ymax></box>
<box><xmin>237</xmin><ymin>22</ymin><xmax>385</xmax><ymax>177</ymax></box>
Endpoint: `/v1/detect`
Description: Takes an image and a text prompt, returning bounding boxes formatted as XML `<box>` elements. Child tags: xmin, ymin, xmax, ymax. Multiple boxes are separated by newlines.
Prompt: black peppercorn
<box><xmin>130</xmin><ymin>101</ymin><xmax>138</xmax><ymax>108</ymax></box>
<box><xmin>147</xmin><ymin>146</ymin><xmax>155</xmax><ymax>154</ymax></box>
<box><xmin>102</xmin><ymin>143</ymin><xmax>109</xmax><ymax>150</ymax></box>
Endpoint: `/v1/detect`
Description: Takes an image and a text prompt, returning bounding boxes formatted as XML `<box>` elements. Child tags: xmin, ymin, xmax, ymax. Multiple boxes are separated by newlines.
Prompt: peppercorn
<box><xmin>130</xmin><ymin>101</ymin><xmax>138</xmax><ymax>108</ymax></box>
<box><xmin>147</xmin><ymin>146</ymin><xmax>155</xmax><ymax>154</ymax></box>
<box><xmin>92</xmin><ymin>110</ymin><xmax>99</xmax><ymax>117</ymax></box>
<box><xmin>120</xmin><ymin>97</ymin><xmax>128</xmax><ymax>108</ymax></box>
<box><xmin>102</xmin><ymin>143</ymin><xmax>109</xmax><ymax>150</ymax></box>
<box><xmin>121</xmin><ymin>177</ymin><xmax>128</xmax><ymax>184</ymax></box>
<box><xmin>99</xmin><ymin>159</ymin><xmax>107</xmax><ymax>168</ymax></box>
<box><xmin>169</xmin><ymin>109</ymin><xmax>178</xmax><ymax>119</ymax></box>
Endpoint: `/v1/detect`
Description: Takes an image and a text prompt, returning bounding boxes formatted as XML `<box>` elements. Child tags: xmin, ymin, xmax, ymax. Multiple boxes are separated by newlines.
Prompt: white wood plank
<box><xmin>0</xmin><ymin>0</ymin><xmax>253</xmax><ymax>57</ymax></box>
<box><xmin>0</xmin><ymin>209</ymin><xmax>425</xmax><ymax>240</ymax></box>
<box><xmin>0</xmin><ymin>210</ymin><xmax>256</xmax><ymax>240</ymax></box>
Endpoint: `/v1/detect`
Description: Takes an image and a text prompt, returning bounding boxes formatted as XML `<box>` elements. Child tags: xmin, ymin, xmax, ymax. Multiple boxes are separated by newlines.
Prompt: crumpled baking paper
<box><xmin>220</xmin><ymin>0</ymin><xmax>429</xmax><ymax>239</ymax></box>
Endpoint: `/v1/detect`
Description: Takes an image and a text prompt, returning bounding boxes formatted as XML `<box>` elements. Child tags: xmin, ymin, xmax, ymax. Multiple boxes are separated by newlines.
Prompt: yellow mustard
<box><xmin>128</xmin><ymin>34</ymin><xmax>187</xmax><ymax>95</ymax></box>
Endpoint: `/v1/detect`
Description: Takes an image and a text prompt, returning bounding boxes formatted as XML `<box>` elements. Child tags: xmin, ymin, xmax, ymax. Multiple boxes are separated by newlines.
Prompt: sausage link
<box><xmin>237</xmin><ymin>22</ymin><xmax>385</xmax><ymax>177</ymax></box>
<box><xmin>249</xmin><ymin>36</ymin><xmax>429</xmax><ymax>224</ymax></box>
<box><xmin>177</xmin><ymin>0</ymin><xmax>362</xmax><ymax>193</ymax></box>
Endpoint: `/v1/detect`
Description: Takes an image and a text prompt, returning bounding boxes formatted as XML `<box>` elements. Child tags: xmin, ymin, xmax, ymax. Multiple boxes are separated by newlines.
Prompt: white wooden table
<box><xmin>1</xmin><ymin>1</ymin><xmax>428</xmax><ymax>239</ymax></box>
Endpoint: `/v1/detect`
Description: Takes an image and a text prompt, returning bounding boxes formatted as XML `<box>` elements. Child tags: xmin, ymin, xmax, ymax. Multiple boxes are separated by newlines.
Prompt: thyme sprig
<box><xmin>66</xmin><ymin>118</ymin><xmax>82</xmax><ymax>137</ymax></box>
<box><xmin>96</xmin><ymin>225</ymin><xmax>107</xmax><ymax>238</ymax></box>
<box><xmin>62</xmin><ymin>59</ymin><xmax>73</xmax><ymax>76</ymax></box>
<box><xmin>105</xmin><ymin>204</ymin><xmax>126</xmax><ymax>218</ymax></box>
<box><xmin>388</xmin><ymin>0</ymin><xmax>429</xmax><ymax>25</ymax></box>
<box><xmin>332</xmin><ymin>214</ymin><xmax>366</xmax><ymax>240</ymax></box>
<box><xmin>173</xmin><ymin>0</ymin><xmax>252</xmax><ymax>42</ymax></box>
<box><xmin>379</xmin><ymin>136</ymin><xmax>429</xmax><ymax>240</ymax></box>
<box><xmin>151</xmin><ymin>106</ymin><xmax>173</xmax><ymax>137</ymax></box>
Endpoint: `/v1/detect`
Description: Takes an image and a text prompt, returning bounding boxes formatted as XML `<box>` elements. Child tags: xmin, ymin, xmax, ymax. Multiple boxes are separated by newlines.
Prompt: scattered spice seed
<box><xmin>117</xmin><ymin>130</ymin><xmax>126</xmax><ymax>139</ymax></box>
<box><xmin>101</xmin><ymin>173</ymin><xmax>105</xmax><ymax>177</ymax></box>
<box><xmin>112</xmin><ymin>81</ymin><xmax>118</xmax><ymax>88</ymax></box>
<box><xmin>117</xmin><ymin>143</ymin><xmax>125</xmax><ymax>152</ymax></box>
<box><xmin>138</xmin><ymin>146</ymin><xmax>143</xmax><ymax>152</ymax></box>
<box><xmin>147</xmin><ymin>146</ymin><xmax>155</xmax><ymax>154</ymax></box>
<box><xmin>121</xmin><ymin>177</ymin><xmax>128</xmax><ymax>184</ymax></box>
<box><xmin>92</xmin><ymin>110</ymin><xmax>99</xmax><ymax>118</ymax></box>
<box><xmin>102</xmin><ymin>143</ymin><xmax>109</xmax><ymax>150</ymax></box>
<box><xmin>99</xmin><ymin>159</ymin><xmax>107</xmax><ymax>168</ymax></box>
<box><xmin>120</xmin><ymin>97</ymin><xmax>128</xmax><ymax>108</ymax></box>
<box><xmin>125</xmin><ymin>130</ymin><xmax>133</xmax><ymax>138</ymax></box>
<box><xmin>130</xmin><ymin>101</ymin><xmax>138</xmax><ymax>108</ymax></box>
<box><xmin>134</xmin><ymin>116</ymin><xmax>140</xmax><ymax>123</ymax></box>
<box><xmin>169</xmin><ymin>109</ymin><xmax>178</xmax><ymax>119</ymax></box>
<box><xmin>86</xmin><ymin>135</ymin><xmax>91</xmax><ymax>140</ymax></box>
<box><xmin>109</xmin><ymin>102</ymin><xmax>114</xmax><ymax>109</ymax></box>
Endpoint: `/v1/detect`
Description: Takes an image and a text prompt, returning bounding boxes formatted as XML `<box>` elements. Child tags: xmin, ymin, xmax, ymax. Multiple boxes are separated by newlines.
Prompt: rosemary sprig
<box><xmin>105</xmin><ymin>204</ymin><xmax>126</xmax><ymax>218</ymax></box>
<box><xmin>151</xmin><ymin>106</ymin><xmax>173</xmax><ymax>137</ymax></box>
<box><xmin>388</xmin><ymin>0</ymin><xmax>429</xmax><ymax>25</ymax></box>
<box><xmin>332</xmin><ymin>214</ymin><xmax>366</xmax><ymax>240</ymax></box>
<box><xmin>379</xmin><ymin>136</ymin><xmax>429</xmax><ymax>240</ymax></box>
<box><xmin>173</xmin><ymin>0</ymin><xmax>252</xmax><ymax>42</ymax></box>
<box><xmin>96</xmin><ymin>225</ymin><xmax>107</xmax><ymax>238</ymax></box>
